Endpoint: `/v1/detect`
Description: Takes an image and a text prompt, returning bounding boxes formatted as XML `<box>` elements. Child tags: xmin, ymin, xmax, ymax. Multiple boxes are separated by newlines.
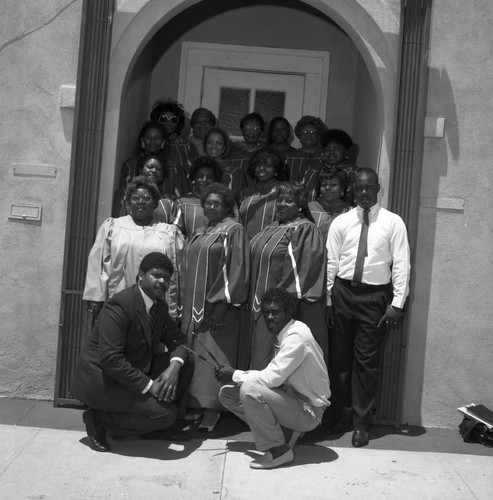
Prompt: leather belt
<box><xmin>336</xmin><ymin>277</ymin><xmax>390</xmax><ymax>291</ymax></box>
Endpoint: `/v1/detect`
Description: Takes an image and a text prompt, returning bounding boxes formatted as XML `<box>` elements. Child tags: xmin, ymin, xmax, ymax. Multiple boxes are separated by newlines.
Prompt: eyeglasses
<box><xmin>159</xmin><ymin>115</ymin><xmax>179</xmax><ymax>124</ymax></box>
<box><xmin>300</xmin><ymin>129</ymin><xmax>319</xmax><ymax>136</ymax></box>
<box><xmin>130</xmin><ymin>195</ymin><xmax>153</xmax><ymax>203</ymax></box>
<box><xmin>204</xmin><ymin>200</ymin><xmax>224</xmax><ymax>209</ymax></box>
<box><xmin>243</xmin><ymin>125</ymin><xmax>261</xmax><ymax>132</ymax></box>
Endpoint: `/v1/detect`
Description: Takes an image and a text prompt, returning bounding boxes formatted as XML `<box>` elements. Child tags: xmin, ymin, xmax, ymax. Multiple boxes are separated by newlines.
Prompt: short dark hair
<box><xmin>200</xmin><ymin>183</ymin><xmax>236</xmax><ymax>217</ymax></box>
<box><xmin>355</xmin><ymin>167</ymin><xmax>379</xmax><ymax>184</ymax></box>
<box><xmin>267</xmin><ymin>116</ymin><xmax>292</xmax><ymax>144</ymax></box>
<box><xmin>204</xmin><ymin>127</ymin><xmax>232</xmax><ymax>159</ymax></box>
<box><xmin>321</xmin><ymin>128</ymin><xmax>353</xmax><ymax>150</ymax></box>
<box><xmin>240</xmin><ymin>112</ymin><xmax>266</xmax><ymax>132</ymax></box>
<box><xmin>294</xmin><ymin>116</ymin><xmax>328</xmax><ymax>139</ymax></box>
<box><xmin>190</xmin><ymin>107</ymin><xmax>216</xmax><ymax>126</ymax></box>
<box><xmin>136</xmin><ymin>152</ymin><xmax>168</xmax><ymax>179</ymax></box>
<box><xmin>315</xmin><ymin>169</ymin><xmax>348</xmax><ymax>199</ymax></box>
<box><xmin>125</xmin><ymin>176</ymin><xmax>161</xmax><ymax>204</ymax></box>
<box><xmin>149</xmin><ymin>99</ymin><xmax>186</xmax><ymax>134</ymax></box>
<box><xmin>138</xmin><ymin>252</ymin><xmax>174</xmax><ymax>277</ymax></box>
<box><xmin>247</xmin><ymin>148</ymin><xmax>284</xmax><ymax>180</ymax></box>
<box><xmin>277</xmin><ymin>181</ymin><xmax>314</xmax><ymax>223</ymax></box>
<box><xmin>261</xmin><ymin>288</ymin><xmax>298</xmax><ymax>317</ymax></box>
<box><xmin>189</xmin><ymin>156</ymin><xmax>223</xmax><ymax>182</ymax></box>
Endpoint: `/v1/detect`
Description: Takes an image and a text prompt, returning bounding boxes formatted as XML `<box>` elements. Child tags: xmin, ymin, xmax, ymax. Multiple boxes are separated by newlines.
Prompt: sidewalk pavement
<box><xmin>0</xmin><ymin>398</ymin><xmax>491</xmax><ymax>500</ymax></box>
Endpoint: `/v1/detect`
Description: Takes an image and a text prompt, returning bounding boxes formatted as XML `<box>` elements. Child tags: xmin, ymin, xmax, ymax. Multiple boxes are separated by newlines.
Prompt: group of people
<box><xmin>72</xmin><ymin>99</ymin><xmax>411</xmax><ymax>470</ymax></box>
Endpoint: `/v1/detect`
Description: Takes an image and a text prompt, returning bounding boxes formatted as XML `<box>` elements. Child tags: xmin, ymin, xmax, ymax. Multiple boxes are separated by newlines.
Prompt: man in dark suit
<box><xmin>72</xmin><ymin>252</ymin><xmax>193</xmax><ymax>452</ymax></box>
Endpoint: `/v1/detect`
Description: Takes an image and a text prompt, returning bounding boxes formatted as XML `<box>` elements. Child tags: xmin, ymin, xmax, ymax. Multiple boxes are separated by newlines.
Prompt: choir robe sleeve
<box><xmin>82</xmin><ymin>217</ymin><xmax>115</xmax><ymax>302</ymax></box>
<box><xmin>206</xmin><ymin>223</ymin><xmax>251</xmax><ymax>307</ymax></box>
<box><xmin>278</xmin><ymin>222</ymin><xmax>326</xmax><ymax>303</ymax></box>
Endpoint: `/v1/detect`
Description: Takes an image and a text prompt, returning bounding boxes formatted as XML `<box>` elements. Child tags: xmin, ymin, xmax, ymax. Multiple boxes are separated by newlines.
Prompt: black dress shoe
<box><xmin>351</xmin><ymin>428</ymin><xmax>369</xmax><ymax>448</ymax></box>
<box><xmin>83</xmin><ymin>409</ymin><xmax>111</xmax><ymax>452</ymax></box>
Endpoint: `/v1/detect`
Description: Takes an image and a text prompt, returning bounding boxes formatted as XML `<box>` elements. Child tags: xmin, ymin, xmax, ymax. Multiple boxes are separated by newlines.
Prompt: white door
<box><xmin>202</xmin><ymin>68</ymin><xmax>305</xmax><ymax>143</ymax></box>
<box><xmin>178</xmin><ymin>42</ymin><xmax>330</xmax><ymax>146</ymax></box>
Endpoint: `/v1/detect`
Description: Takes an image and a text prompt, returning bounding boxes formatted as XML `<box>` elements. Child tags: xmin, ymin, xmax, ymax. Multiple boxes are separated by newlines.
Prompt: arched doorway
<box><xmin>56</xmin><ymin>0</ymin><xmax>430</xmax><ymax>426</ymax></box>
<box><xmin>97</xmin><ymin>0</ymin><xmax>397</xmax><ymax>225</ymax></box>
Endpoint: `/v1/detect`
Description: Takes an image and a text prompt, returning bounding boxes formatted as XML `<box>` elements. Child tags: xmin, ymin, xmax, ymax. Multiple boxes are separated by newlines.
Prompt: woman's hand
<box><xmin>205</xmin><ymin>303</ymin><xmax>230</xmax><ymax>335</ymax></box>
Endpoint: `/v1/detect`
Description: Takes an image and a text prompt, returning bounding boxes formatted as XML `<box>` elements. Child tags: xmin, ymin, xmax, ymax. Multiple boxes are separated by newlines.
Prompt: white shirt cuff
<box><xmin>141</xmin><ymin>379</ymin><xmax>153</xmax><ymax>394</ymax></box>
<box><xmin>170</xmin><ymin>356</ymin><xmax>184</xmax><ymax>366</ymax></box>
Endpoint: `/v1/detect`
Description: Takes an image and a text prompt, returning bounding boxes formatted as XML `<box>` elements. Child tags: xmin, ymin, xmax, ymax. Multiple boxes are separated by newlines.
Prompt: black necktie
<box><xmin>149</xmin><ymin>301</ymin><xmax>158</xmax><ymax>331</ymax></box>
<box><xmin>353</xmin><ymin>208</ymin><xmax>370</xmax><ymax>283</ymax></box>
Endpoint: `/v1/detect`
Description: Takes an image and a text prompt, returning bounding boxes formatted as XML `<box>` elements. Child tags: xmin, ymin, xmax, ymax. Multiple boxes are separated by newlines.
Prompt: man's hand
<box><xmin>377</xmin><ymin>305</ymin><xmax>404</xmax><ymax>328</ymax></box>
<box><xmin>325</xmin><ymin>305</ymin><xmax>335</xmax><ymax>327</ymax></box>
<box><xmin>214</xmin><ymin>365</ymin><xmax>235</xmax><ymax>384</ymax></box>
<box><xmin>149</xmin><ymin>361</ymin><xmax>181</xmax><ymax>402</ymax></box>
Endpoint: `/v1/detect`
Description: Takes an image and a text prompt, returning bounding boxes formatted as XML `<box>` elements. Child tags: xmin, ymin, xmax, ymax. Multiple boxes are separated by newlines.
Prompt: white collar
<box><xmin>138</xmin><ymin>285</ymin><xmax>155</xmax><ymax>314</ymax></box>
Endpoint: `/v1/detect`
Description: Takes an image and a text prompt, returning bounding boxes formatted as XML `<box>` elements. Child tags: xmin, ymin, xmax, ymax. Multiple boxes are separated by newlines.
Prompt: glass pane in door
<box><xmin>218</xmin><ymin>88</ymin><xmax>250</xmax><ymax>136</ymax></box>
<box><xmin>254</xmin><ymin>90</ymin><xmax>286</xmax><ymax>138</ymax></box>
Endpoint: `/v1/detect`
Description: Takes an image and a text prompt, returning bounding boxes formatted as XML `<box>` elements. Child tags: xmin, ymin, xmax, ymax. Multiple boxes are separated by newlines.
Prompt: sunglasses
<box><xmin>159</xmin><ymin>115</ymin><xmax>179</xmax><ymax>124</ymax></box>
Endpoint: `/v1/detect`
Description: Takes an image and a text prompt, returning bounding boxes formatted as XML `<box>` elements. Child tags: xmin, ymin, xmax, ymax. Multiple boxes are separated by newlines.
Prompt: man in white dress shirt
<box><xmin>216</xmin><ymin>288</ymin><xmax>330</xmax><ymax>469</ymax></box>
<box><xmin>325</xmin><ymin>168</ymin><xmax>410</xmax><ymax>447</ymax></box>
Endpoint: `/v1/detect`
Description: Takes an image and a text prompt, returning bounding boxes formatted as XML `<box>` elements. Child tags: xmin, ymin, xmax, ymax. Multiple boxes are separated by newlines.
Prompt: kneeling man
<box><xmin>72</xmin><ymin>252</ymin><xmax>193</xmax><ymax>452</ymax></box>
<box><xmin>216</xmin><ymin>288</ymin><xmax>330</xmax><ymax>469</ymax></box>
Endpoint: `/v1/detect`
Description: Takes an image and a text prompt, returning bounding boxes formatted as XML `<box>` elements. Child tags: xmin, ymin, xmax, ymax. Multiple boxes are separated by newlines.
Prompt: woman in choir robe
<box><xmin>176</xmin><ymin>156</ymin><xmax>223</xmax><ymax>238</ymax></box>
<box><xmin>265</xmin><ymin>116</ymin><xmax>296</xmax><ymax>166</ymax></box>
<box><xmin>308</xmin><ymin>169</ymin><xmax>350</xmax><ymax>240</ymax></box>
<box><xmin>239</xmin><ymin>148</ymin><xmax>283</xmax><ymax>239</ymax></box>
<box><xmin>229</xmin><ymin>112</ymin><xmax>266</xmax><ymax>190</ymax></box>
<box><xmin>112</xmin><ymin>121</ymin><xmax>166</xmax><ymax>217</ymax></box>
<box><xmin>321</xmin><ymin>128</ymin><xmax>358</xmax><ymax>206</ymax></box>
<box><xmin>136</xmin><ymin>152</ymin><xmax>178</xmax><ymax>225</ymax></box>
<box><xmin>180</xmin><ymin>183</ymin><xmax>250</xmax><ymax>430</ymax></box>
<box><xmin>83</xmin><ymin>177</ymin><xmax>184</xmax><ymax>320</ymax></box>
<box><xmin>188</xmin><ymin>107</ymin><xmax>216</xmax><ymax>156</ymax></box>
<box><xmin>204</xmin><ymin>126</ymin><xmax>243</xmax><ymax>203</ymax></box>
<box><xmin>150</xmin><ymin>99</ymin><xmax>199</xmax><ymax>198</ymax></box>
<box><xmin>284</xmin><ymin>116</ymin><xmax>328</xmax><ymax>188</ymax></box>
<box><xmin>249</xmin><ymin>182</ymin><xmax>328</xmax><ymax>370</ymax></box>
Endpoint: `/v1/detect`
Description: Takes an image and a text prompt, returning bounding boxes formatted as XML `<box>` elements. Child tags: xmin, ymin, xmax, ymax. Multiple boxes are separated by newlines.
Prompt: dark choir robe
<box><xmin>219</xmin><ymin>159</ymin><xmax>244</xmax><ymax>203</ymax></box>
<box><xmin>308</xmin><ymin>198</ymin><xmax>350</xmax><ymax>241</ymax></box>
<box><xmin>249</xmin><ymin>217</ymin><xmax>328</xmax><ymax>369</ymax></box>
<box><xmin>163</xmin><ymin>136</ymin><xmax>199</xmax><ymax>198</ymax></box>
<box><xmin>176</xmin><ymin>192</ymin><xmax>207</xmax><ymax>239</ymax></box>
<box><xmin>239</xmin><ymin>183</ymin><xmax>279</xmax><ymax>239</ymax></box>
<box><xmin>284</xmin><ymin>147</ymin><xmax>325</xmax><ymax>186</ymax></box>
<box><xmin>180</xmin><ymin>217</ymin><xmax>251</xmax><ymax>409</ymax></box>
<box><xmin>229</xmin><ymin>142</ymin><xmax>264</xmax><ymax>191</ymax></box>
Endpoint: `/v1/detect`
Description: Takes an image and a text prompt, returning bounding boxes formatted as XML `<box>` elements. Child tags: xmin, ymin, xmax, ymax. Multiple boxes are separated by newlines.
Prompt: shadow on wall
<box><xmin>404</xmin><ymin>66</ymin><xmax>458</xmax><ymax>425</ymax></box>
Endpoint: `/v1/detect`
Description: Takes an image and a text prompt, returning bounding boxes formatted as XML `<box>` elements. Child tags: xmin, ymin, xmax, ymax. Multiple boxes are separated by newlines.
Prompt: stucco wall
<box><xmin>403</xmin><ymin>0</ymin><xmax>493</xmax><ymax>427</ymax></box>
<box><xmin>0</xmin><ymin>1</ymin><xmax>82</xmax><ymax>398</ymax></box>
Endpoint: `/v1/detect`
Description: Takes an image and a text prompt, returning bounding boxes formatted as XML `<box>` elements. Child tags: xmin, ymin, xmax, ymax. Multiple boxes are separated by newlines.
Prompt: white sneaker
<box><xmin>250</xmin><ymin>449</ymin><xmax>294</xmax><ymax>469</ymax></box>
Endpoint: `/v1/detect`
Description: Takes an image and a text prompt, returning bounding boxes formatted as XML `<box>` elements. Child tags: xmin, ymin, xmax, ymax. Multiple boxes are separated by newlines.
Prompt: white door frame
<box><xmin>178</xmin><ymin>42</ymin><xmax>330</xmax><ymax>122</ymax></box>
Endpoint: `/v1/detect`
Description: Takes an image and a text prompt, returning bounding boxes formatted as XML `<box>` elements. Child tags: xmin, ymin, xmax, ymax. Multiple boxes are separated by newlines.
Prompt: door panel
<box><xmin>202</xmin><ymin>68</ymin><xmax>305</xmax><ymax>143</ymax></box>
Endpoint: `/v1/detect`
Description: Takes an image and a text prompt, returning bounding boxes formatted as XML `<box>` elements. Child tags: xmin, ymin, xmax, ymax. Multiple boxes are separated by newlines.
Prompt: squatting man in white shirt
<box><xmin>215</xmin><ymin>288</ymin><xmax>330</xmax><ymax>470</ymax></box>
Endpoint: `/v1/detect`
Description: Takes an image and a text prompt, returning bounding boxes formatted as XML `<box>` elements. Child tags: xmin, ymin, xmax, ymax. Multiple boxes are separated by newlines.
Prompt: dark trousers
<box><xmin>97</xmin><ymin>353</ymin><xmax>194</xmax><ymax>438</ymax></box>
<box><xmin>329</xmin><ymin>278</ymin><xmax>391</xmax><ymax>429</ymax></box>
